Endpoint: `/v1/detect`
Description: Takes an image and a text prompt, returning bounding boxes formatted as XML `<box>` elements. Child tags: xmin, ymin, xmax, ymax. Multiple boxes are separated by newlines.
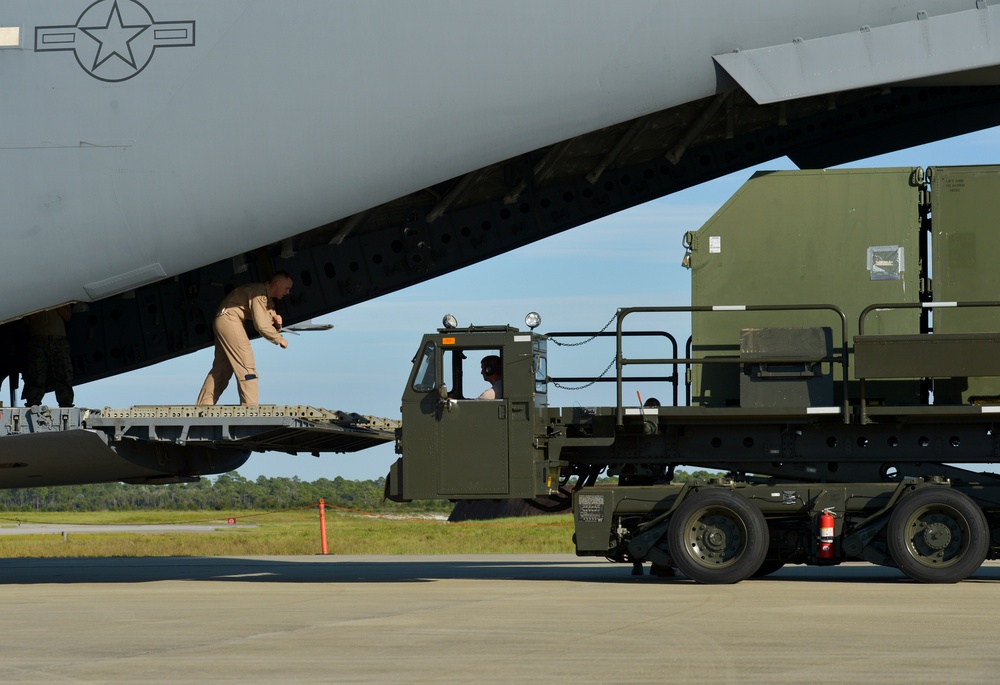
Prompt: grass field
<box><xmin>0</xmin><ymin>509</ymin><xmax>576</xmax><ymax>557</ymax></box>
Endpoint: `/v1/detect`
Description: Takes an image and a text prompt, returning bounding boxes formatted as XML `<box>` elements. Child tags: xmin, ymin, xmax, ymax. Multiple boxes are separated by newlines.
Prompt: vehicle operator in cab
<box><xmin>477</xmin><ymin>355</ymin><xmax>503</xmax><ymax>400</ymax></box>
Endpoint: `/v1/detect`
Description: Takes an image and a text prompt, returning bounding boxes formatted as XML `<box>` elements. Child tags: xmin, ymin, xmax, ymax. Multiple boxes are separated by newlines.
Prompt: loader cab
<box><xmin>387</xmin><ymin>317</ymin><xmax>548</xmax><ymax>502</ymax></box>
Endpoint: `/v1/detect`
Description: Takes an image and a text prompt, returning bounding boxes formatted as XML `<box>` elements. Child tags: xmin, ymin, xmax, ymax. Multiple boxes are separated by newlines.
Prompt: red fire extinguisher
<box><xmin>818</xmin><ymin>508</ymin><xmax>835</xmax><ymax>560</ymax></box>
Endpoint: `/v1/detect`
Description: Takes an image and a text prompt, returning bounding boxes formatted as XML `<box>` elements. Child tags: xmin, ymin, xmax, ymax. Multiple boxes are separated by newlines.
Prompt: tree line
<box><xmin>0</xmin><ymin>473</ymin><xmax>450</xmax><ymax>514</ymax></box>
<box><xmin>0</xmin><ymin>470</ymin><xmax>723</xmax><ymax>513</ymax></box>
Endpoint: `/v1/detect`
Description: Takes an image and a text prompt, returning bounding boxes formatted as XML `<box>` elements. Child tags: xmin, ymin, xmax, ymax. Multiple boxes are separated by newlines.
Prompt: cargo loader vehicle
<box><xmin>387</xmin><ymin>166</ymin><xmax>1000</xmax><ymax>584</ymax></box>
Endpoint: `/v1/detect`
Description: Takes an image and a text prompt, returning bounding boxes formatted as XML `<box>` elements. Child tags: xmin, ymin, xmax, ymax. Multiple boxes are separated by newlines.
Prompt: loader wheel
<box><xmin>886</xmin><ymin>487</ymin><xmax>989</xmax><ymax>584</ymax></box>
<box><xmin>667</xmin><ymin>490</ymin><xmax>769</xmax><ymax>584</ymax></box>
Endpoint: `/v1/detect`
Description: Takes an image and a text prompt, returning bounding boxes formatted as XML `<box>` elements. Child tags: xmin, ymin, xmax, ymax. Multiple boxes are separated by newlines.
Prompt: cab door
<box><xmin>399</xmin><ymin>339</ymin><xmax>509</xmax><ymax>498</ymax></box>
<box><xmin>436</xmin><ymin>344</ymin><xmax>508</xmax><ymax>495</ymax></box>
<box><xmin>437</xmin><ymin>397</ymin><xmax>509</xmax><ymax>496</ymax></box>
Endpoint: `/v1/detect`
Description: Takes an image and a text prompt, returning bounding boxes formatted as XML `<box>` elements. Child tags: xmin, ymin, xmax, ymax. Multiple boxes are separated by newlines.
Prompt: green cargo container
<box><xmin>688</xmin><ymin>168</ymin><xmax>923</xmax><ymax>407</ymax></box>
<box><xmin>928</xmin><ymin>165</ymin><xmax>1000</xmax><ymax>403</ymax></box>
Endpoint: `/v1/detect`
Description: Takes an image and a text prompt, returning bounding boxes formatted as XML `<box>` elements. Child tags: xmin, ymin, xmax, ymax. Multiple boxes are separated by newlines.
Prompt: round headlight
<box><xmin>442</xmin><ymin>314</ymin><xmax>458</xmax><ymax>329</ymax></box>
<box><xmin>524</xmin><ymin>311</ymin><xmax>541</xmax><ymax>330</ymax></box>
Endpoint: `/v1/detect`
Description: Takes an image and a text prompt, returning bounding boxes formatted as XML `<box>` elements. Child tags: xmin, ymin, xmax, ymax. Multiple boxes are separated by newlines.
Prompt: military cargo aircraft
<box><xmin>4</xmin><ymin>0</ymin><xmax>1000</xmax><ymax>486</ymax></box>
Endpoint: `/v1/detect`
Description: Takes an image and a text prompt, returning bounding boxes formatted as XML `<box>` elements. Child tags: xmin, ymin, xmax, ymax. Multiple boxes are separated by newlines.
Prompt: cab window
<box><xmin>442</xmin><ymin>347</ymin><xmax>500</xmax><ymax>399</ymax></box>
<box><xmin>411</xmin><ymin>341</ymin><xmax>436</xmax><ymax>392</ymax></box>
<box><xmin>534</xmin><ymin>347</ymin><xmax>547</xmax><ymax>394</ymax></box>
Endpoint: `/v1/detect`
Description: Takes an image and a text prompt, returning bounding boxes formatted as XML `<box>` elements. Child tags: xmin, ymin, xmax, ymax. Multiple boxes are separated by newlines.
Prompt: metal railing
<box><xmin>856</xmin><ymin>300</ymin><xmax>1000</xmax><ymax>422</ymax></box>
<box><xmin>857</xmin><ymin>300</ymin><xmax>1000</xmax><ymax>336</ymax></box>
<box><xmin>545</xmin><ymin>330</ymin><xmax>681</xmax><ymax>405</ymax></box>
<box><xmin>614</xmin><ymin>304</ymin><xmax>851</xmax><ymax>426</ymax></box>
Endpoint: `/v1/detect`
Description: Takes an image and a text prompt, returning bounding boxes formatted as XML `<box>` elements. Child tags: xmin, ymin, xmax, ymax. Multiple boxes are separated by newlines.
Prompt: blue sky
<box><xmin>69</xmin><ymin>125</ymin><xmax>1000</xmax><ymax>482</ymax></box>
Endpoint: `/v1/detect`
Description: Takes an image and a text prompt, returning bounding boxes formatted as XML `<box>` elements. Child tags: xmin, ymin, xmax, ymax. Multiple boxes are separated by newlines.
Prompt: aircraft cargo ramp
<box><xmin>90</xmin><ymin>405</ymin><xmax>400</xmax><ymax>454</ymax></box>
<box><xmin>0</xmin><ymin>405</ymin><xmax>398</xmax><ymax>488</ymax></box>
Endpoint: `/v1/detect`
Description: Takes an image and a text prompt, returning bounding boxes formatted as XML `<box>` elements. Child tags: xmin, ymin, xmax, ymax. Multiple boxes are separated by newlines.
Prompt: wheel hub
<box><xmin>693</xmin><ymin>514</ymin><xmax>742</xmax><ymax>560</ymax></box>
<box><xmin>921</xmin><ymin>521</ymin><xmax>953</xmax><ymax>551</ymax></box>
<box><xmin>701</xmin><ymin>526</ymin><xmax>727</xmax><ymax>553</ymax></box>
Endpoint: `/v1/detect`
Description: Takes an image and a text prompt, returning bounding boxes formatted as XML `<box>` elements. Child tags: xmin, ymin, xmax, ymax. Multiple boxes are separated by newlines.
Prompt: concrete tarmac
<box><xmin>2</xmin><ymin>555</ymin><xmax>1000</xmax><ymax>684</ymax></box>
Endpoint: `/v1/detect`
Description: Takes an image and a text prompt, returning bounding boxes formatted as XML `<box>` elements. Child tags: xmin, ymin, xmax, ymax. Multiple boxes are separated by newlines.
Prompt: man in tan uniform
<box><xmin>22</xmin><ymin>305</ymin><xmax>74</xmax><ymax>407</ymax></box>
<box><xmin>196</xmin><ymin>272</ymin><xmax>293</xmax><ymax>406</ymax></box>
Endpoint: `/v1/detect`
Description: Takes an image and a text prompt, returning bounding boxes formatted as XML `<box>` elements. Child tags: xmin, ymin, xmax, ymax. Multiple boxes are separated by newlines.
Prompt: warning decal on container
<box><xmin>867</xmin><ymin>245</ymin><xmax>904</xmax><ymax>281</ymax></box>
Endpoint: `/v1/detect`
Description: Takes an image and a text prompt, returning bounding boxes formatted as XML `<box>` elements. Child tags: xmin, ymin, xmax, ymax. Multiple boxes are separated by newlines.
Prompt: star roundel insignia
<box><xmin>80</xmin><ymin>1</ymin><xmax>149</xmax><ymax>72</ymax></box>
<box><xmin>35</xmin><ymin>0</ymin><xmax>195</xmax><ymax>82</ymax></box>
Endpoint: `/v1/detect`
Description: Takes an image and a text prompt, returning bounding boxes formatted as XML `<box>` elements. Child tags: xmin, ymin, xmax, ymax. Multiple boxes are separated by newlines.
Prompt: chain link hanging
<box><xmin>548</xmin><ymin>310</ymin><xmax>622</xmax><ymax>390</ymax></box>
<box><xmin>552</xmin><ymin>357</ymin><xmax>617</xmax><ymax>391</ymax></box>
<box><xmin>549</xmin><ymin>311</ymin><xmax>619</xmax><ymax>347</ymax></box>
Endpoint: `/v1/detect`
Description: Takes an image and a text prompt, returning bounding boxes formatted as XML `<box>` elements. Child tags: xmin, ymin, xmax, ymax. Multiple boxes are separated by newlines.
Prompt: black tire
<box><xmin>667</xmin><ymin>490</ymin><xmax>769</xmax><ymax>584</ymax></box>
<box><xmin>886</xmin><ymin>487</ymin><xmax>989</xmax><ymax>584</ymax></box>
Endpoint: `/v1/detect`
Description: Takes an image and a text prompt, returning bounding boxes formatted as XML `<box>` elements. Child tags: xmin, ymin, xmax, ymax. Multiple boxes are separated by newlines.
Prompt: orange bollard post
<box><xmin>319</xmin><ymin>498</ymin><xmax>328</xmax><ymax>555</ymax></box>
